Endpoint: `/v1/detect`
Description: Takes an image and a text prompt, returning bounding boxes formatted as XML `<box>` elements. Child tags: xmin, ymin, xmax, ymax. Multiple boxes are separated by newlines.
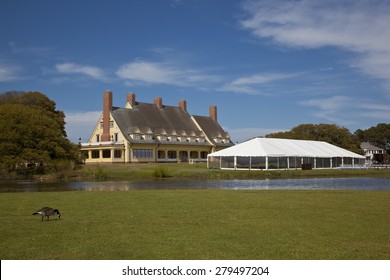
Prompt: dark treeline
<box><xmin>267</xmin><ymin>123</ymin><xmax>390</xmax><ymax>155</ymax></box>
<box><xmin>0</xmin><ymin>91</ymin><xmax>79</xmax><ymax>179</ymax></box>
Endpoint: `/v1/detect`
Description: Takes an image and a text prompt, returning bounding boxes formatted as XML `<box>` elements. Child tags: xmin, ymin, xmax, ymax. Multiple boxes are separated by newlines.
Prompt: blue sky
<box><xmin>1</xmin><ymin>0</ymin><xmax>390</xmax><ymax>143</ymax></box>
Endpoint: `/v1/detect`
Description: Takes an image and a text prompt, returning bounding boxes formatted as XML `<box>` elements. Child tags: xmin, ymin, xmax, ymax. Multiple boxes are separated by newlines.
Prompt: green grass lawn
<box><xmin>0</xmin><ymin>189</ymin><xmax>389</xmax><ymax>260</ymax></box>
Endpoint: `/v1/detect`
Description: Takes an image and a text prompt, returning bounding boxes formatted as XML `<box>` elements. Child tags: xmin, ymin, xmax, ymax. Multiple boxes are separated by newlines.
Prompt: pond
<box><xmin>1</xmin><ymin>177</ymin><xmax>389</xmax><ymax>192</ymax></box>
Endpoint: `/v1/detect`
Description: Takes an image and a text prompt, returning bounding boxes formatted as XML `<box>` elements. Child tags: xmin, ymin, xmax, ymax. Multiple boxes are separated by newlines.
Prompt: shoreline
<box><xmin>14</xmin><ymin>162</ymin><xmax>390</xmax><ymax>183</ymax></box>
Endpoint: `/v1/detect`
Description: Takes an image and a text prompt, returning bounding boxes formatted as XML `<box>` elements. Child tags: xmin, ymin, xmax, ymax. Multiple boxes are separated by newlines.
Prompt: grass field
<box><xmin>0</xmin><ymin>189</ymin><xmax>389</xmax><ymax>260</ymax></box>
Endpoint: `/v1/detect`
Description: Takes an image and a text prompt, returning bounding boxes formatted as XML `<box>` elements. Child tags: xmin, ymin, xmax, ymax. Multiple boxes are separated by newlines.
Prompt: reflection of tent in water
<box><xmin>207</xmin><ymin>137</ymin><xmax>365</xmax><ymax>170</ymax></box>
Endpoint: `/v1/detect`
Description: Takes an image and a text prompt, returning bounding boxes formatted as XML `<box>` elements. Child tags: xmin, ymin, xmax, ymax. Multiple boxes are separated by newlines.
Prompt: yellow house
<box><xmin>80</xmin><ymin>91</ymin><xmax>233</xmax><ymax>163</ymax></box>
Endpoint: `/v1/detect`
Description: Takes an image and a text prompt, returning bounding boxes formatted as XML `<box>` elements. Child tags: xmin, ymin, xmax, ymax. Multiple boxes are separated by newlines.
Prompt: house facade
<box><xmin>80</xmin><ymin>91</ymin><xmax>233</xmax><ymax>163</ymax></box>
<box><xmin>360</xmin><ymin>142</ymin><xmax>387</xmax><ymax>164</ymax></box>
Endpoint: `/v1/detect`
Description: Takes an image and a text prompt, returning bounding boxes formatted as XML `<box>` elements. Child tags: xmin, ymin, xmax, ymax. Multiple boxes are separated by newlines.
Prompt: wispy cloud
<box><xmin>116</xmin><ymin>59</ymin><xmax>219</xmax><ymax>87</ymax></box>
<box><xmin>298</xmin><ymin>95</ymin><xmax>350</xmax><ymax>112</ymax></box>
<box><xmin>241</xmin><ymin>0</ymin><xmax>390</xmax><ymax>96</ymax></box>
<box><xmin>56</xmin><ymin>63</ymin><xmax>106</xmax><ymax>80</ymax></box>
<box><xmin>218</xmin><ymin>72</ymin><xmax>299</xmax><ymax>95</ymax></box>
<box><xmin>298</xmin><ymin>95</ymin><xmax>390</xmax><ymax>124</ymax></box>
<box><xmin>8</xmin><ymin>41</ymin><xmax>54</xmax><ymax>56</ymax></box>
<box><xmin>0</xmin><ymin>62</ymin><xmax>22</xmax><ymax>82</ymax></box>
<box><xmin>65</xmin><ymin>111</ymin><xmax>102</xmax><ymax>142</ymax></box>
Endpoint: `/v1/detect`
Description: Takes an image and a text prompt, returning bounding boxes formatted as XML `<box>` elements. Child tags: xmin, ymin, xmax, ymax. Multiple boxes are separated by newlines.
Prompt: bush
<box><xmin>152</xmin><ymin>167</ymin><xmax>172</xmax><ymax>179</ymax></box>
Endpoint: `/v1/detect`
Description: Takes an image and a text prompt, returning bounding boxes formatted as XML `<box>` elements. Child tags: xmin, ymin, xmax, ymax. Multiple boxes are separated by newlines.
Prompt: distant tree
<box><xmin>355</xmin><ymin>123</ymin><xmax>390</xmax><ymax>153</ymax></box>
<box><xmin>0</xmin><ymin>91</ymin><xmax>78</xmax><ymax>178</ymax></box>
<box><xmin>266</xmin><ymin>123</ymin><xmax>363</xmax><ymax>154</ymax></box>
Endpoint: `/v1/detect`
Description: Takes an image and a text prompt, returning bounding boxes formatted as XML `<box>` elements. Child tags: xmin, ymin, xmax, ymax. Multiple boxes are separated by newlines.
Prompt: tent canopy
<box><xmin>209</xmin><ymin>137</ymin><xmax>365</xmax><ymax>159</ymax></box>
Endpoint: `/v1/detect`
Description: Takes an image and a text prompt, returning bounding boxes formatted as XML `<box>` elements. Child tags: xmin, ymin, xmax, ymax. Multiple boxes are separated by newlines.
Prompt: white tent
<box><xmin>207</xmin><ymin>137</ymin><xmax>365</xmax><ymax>170</ymax></box>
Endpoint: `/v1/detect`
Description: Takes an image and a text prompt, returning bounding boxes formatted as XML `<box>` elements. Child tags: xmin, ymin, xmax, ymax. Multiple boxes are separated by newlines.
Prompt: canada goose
<box><xmin>33</xmin><ymin>207</ymin><xmax>61</xmax><ymax>221</ymax></box>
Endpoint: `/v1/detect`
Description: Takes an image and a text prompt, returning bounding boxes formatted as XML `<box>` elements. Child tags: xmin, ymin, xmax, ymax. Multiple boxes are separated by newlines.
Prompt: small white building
<box><xmin>208</xmin><ymin>137</ymin><xmax>365</xmax><ymax>170</ymax></box>
<box><xmin>361</xmin><ymin>142</ymin><xmax>385</xmax><ymax>163</ymax></box>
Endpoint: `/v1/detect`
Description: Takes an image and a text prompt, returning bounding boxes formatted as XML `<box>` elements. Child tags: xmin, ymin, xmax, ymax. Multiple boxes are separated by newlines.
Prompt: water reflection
<box><xmin>0</xmin><ymin>177</ymin><xmax>389</xmax><ymax>192</ymax></box>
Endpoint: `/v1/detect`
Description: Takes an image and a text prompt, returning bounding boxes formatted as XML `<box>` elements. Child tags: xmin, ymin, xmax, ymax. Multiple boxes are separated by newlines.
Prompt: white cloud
<box><xmin>361</xmin><ymin>111</ymin><xmax>390</xmax><ymax>120</ymax></box>
<box><xmin>65</xmin><ymin>111</ymin><xmax>101</xmax><ymax>143</ymax></box>
<box><xmin>218</xmin><ymin>72</ymin><xmax>298</xmax><ymax>95</ymax></box>
<box><xmin>241</xmin><ymin>0</ymin><xmax>390</xmax><ymax>95</ymax></box>
<box><xmin>116</xmin><ymin>60</ymin><xmax>219</xmax><ymax>87</ymax></box>
<box><xmin>0</xmin><ymin>63</ymin><xmax>21</xmax><ymax>82</ymax></box>
<box><xmin>56</xmin><ymin>63</ymin><xmax>106</xmax><ymax>80</ymax></box>
<box><xmin>298</xmin><ymin>95</ymin><xmax>390</xmax><ymax>125</ymax></box>
<box><xmin>298</xmin><ymin>95</ymin><xmax>350</xmax><ymax>112</ymax></box>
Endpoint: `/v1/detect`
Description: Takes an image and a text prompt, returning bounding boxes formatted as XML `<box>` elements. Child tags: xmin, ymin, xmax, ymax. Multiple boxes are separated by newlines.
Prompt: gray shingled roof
<box><xmin>111</xmin><ymin>102</ymin><xmax>226</xmax><ymax>146</ymax></box>
<box><xmin>192</xmin><ymin>115</ymin><xmax>232</xmax><ymax>147</ymax></box>
<box><xmin>360</xmin><ymin>142</ymin><xmax>384</xmax><ymax>151</ymax></box>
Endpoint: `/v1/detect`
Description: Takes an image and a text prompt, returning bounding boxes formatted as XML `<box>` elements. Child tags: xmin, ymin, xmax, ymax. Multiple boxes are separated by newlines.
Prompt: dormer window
<box><xmin>159</xmin><ymin>135</ymin><xmax>167</xmax><ymax>141</ymax></box>
<box><xmin>144</xmin><ymin>134</ymin><xmax>153</xmax><ymax>141</ymax></box>
<box><xmin>198</xmin><ymin>137</ymin><xmax>205</xmax><ymax>143</ymax></box>
<box><xmin>170</xmin><ymin>136</ymin><xmax>177</xmax><ymax>142</ymax></box>
<box><xmin>132</xmin><ymin>133</ymin><xmax>141</xmax><ymax>140</ymax></box>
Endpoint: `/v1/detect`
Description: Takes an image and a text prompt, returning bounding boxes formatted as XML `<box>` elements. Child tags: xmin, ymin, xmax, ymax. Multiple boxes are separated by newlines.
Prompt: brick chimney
<box><xmin>101</xmin><ymin>90</ymin><xmax>113</xmax><ymax>141</ymax></box>
<box><xmin>178</xmin><ymin>99</ymin><xmax>187</xmax><ymax>111</ymax></box>
<box><xmin>154</xmin><ymin>96</ymin><xmax>163</xmax><ymax>109</ymax></box>
<box><xmin>209</xmin><ymin>105</ymin><xmax>217</xmax><ymax>123</ymax></box>
<box><xmin>126</xmin><ymin>92</ymin><xmax>136</xmax><ymax>106</ymax></box>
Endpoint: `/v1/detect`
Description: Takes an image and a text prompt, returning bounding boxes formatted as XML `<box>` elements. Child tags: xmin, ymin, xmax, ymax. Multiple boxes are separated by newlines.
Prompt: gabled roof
<box><xmin>360</xmin><ymin>142</ymin><xmax>384</xmax><ymax>151</ymax></box>
<box><xmin>111</xmin><ymin>102</ymin><xmax>227</xmax><ymax>146</ymax></box>
<box><xmin>192</xmin><ymin>115</ymin><xmax>232</xmax><ymax>147</ymax></box>
<box><xmin>209</xmin><ymin>137</ymin><xmax>365</xmax><ymax>158</ymax></box>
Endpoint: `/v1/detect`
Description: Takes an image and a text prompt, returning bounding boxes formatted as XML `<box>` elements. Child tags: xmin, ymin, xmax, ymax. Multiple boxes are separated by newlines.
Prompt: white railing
<box><xmin>80</xmin><ymin>141</ymin><xmax>124</xmax><ymax>147</ymax></box>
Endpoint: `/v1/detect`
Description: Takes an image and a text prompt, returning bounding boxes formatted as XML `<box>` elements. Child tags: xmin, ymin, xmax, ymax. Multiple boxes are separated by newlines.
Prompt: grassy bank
<box><xmin>76</xmin><ymin>162</ymin><xmax>390</xmax><ymax>181</ymax></box>
<box><xmin>1</xmin><ymin>190</ymin><xmax>389</xmax><ymax>259</ymax></box>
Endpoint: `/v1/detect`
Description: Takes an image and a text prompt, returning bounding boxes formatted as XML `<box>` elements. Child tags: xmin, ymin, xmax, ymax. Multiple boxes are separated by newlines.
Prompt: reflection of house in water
<box><xmin>361</xmin><ymin>142</ymin><xmax>387</xmax><ymax>164</ymax></box>
<box><xmin>80</xmin><ymin>91</ymin><xmax>233</xmax><ymax>163</ymax></box>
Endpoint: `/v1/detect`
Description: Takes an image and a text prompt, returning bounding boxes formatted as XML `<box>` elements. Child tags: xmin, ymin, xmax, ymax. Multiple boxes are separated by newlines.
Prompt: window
<box><xmin>201</xmin><ymin>151</ymin><xmax>208</xmax><ymax>159</ymax></box>
<box><xmin>133</xmin><ymin>149</ymin><xmax>153</xmax><ymax>158</ymax></box>
<box><xmin>190</xmin><ymin>151</ymin><xmax>199</xmax><ymax>158</ymax></box>
<box><xmin>114</xmin><ymin>150</ymin><xmax>122</xmax><ymax>158</ymax></box>
<box><xmin>159</xmin><ymin>135</ymin><xmax>167</xmax><ymax>141</ymax></box>
<box><xmin>92</xmin><ymin>150</ymin><xmax>100</xmax><ymax>158</ymax></box>
<box><xmin>102</xmin><ymin>150</ymin><xmax>111</xmax><ymax>158</ymax></box>
<box><xmin>144</xmin><ymin>134</ymin><xmax>153</xmax><ymax>141</ymax></box>
<box><xmin>132</xmin><ymin>133</ymin><xmax>141</xmax><ymax>140</ymax></box>
<box><xmin>114</xmin><ymin>133</ymin><xmax>118</xmax><ymax>142</ymax></box>
<box><xmin>168</xmin><ymin>151</ymin><xmax>177</xmax><ymax>159</ymax></box>
<box><xmin>96</xmin><ymin>134</ymin><xmax>100</xmax><ymax>142</ymax></box>
<box><xmin>158</xmin><ymin>150</ymin><xmax>166</xmax><ymax>159</ymax></box>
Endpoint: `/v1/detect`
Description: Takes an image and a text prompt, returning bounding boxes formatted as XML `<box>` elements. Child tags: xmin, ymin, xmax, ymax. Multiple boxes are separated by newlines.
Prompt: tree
<box><xmin>266</xmin><ymin>124</ymin><xmax>363</xmax><ymax>154</ymax></box>
<box><xmin>355</xmin><ymin>123</ymin><xmax>390</xmax><ymax>153</ymax></box>
<box><xmin>0</xmin><ymin>91</ymin><xmax>78</xmax><ymax>177</ymax></box>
